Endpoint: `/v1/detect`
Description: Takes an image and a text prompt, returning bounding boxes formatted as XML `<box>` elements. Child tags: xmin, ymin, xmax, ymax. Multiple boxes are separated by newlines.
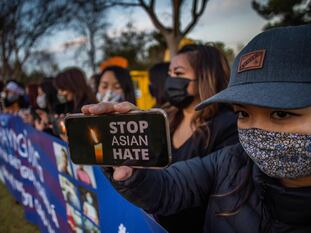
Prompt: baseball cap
<box><xmin>196</xmin><ymin>25</ymin><xmax>311</xmax><ymax>110</ymax></box>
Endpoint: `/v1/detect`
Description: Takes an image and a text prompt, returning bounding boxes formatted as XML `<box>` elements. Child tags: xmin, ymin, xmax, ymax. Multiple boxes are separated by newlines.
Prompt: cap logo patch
<box><xmin>238</xmin><ymin>49</ymin><xmax>266</xmax><ymax>73</ymax></box>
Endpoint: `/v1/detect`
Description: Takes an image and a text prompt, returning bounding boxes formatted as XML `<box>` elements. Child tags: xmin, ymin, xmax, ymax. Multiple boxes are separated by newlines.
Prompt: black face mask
<box><xmin>164</xmin><ymin>76</ymin><xmax>194</xmax><ymax>108</ymax></box>
<box><xmin>4</xmin><ymin>95</ymin><xmax>19</xmax><ymax>107</ymax></box>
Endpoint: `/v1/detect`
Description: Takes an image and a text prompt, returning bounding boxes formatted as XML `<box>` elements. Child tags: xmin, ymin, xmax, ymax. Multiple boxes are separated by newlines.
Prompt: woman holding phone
<box><xmin>82</xmin><ymin>25</ymin><xmax>311</xmax><ymax>233</ymax></box>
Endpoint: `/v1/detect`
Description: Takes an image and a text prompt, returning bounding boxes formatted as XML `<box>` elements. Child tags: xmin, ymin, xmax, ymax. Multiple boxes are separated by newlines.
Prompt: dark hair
<box><xmin>166</xmin><ymin>44</ymin><xmax>230</xmax><ymax>143</ymax></box>
<box><xmin>90</xmin><ymin>73</ymin><xmax>101</xmax><ymax>94</ymax></box>
<box><xmin>26</xmin><ymin>83</ymin><xmax>38</xmax><ymax>108</ymax></box>
<box><xmin>54</xmin><ymin>67</ymin><xmax>97</xmax><ymax>113</ymax></box>
<box><xmin>211</xmin><ymin>157</ymin><xmax>254</xmax><ymax>217</ymax></box>
<box><xmin>99</xmin><ymin>66</ymin><xmax>136</xmax><ymax>104</ymax></box>
<box><xmin>39</xmin><ymin>78</ymin><xmax>60</xmax><ymax>113</ymax></box>
<box><xmin>148</xmin><ymin>62</ymin><xmax>169</xmax><ymax>106</ymax></box>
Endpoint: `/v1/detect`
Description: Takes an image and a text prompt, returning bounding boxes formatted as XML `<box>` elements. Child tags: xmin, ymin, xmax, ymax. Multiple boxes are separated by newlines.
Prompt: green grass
<box><xmin>0</xmin><ymin>182</ymin><xmax>40</xmax><ymax>233</ymax></box>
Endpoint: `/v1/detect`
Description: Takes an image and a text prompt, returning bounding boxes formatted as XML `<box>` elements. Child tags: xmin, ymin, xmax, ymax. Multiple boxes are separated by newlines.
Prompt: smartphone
<box><xmin>64</xmin><ymin>109</ymin><xmax>171</xmax><ymax>168</ymax></box>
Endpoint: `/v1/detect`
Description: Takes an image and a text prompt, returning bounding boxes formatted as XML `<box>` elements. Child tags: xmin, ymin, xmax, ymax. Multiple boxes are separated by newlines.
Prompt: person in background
<box><xmin>84</xmin><ymin>25</ymin><xmax>311</xmax><ymax>233</ymax></box>
<box><xmin>148</xmin><ymin>62</ymin><xmax>169</xmax><ymax>107</ymax></box>
<box><xmin>54</xmin><ymin>67</ymin><xmax>97</xmax><ymax>114</ymax></box>
<box><xmin>96</xmin><ymin>66</ymin><xmax>136</xmax><ymax>104</ymax></box>
<box><xmin>37</xmin><ymin>78</ymin><xmax>62</xmax><ymax>114</ymax></box>
<box><xmin>157</xmin><ymin>44</ymin><xmax>239</xmax><ymax>232</ymax></box>
<box><xmin>2</xmin><ymin>80</ymin><xmax>29</xmax><ymax>114</ymax></box>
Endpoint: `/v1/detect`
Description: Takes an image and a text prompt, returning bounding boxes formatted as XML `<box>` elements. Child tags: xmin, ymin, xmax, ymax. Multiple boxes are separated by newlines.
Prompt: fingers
<box><xmin>81</xmin><ymin>101</ymin><xmax>138</xmax><ymax>115</ymax></box>
<box><xmin>81</xmin><ymin>102</ymin><xmax>115</xmax><ymax>115</ymax></box>
<box><xmin>113</xmin><ymin>102</ymin><xmax>138</xmax><ymax>113</ymax></box>
<box><xmin>113</xmin><ymin>166</ymin><xmax>133</xmax><ymax>181</ymax></box>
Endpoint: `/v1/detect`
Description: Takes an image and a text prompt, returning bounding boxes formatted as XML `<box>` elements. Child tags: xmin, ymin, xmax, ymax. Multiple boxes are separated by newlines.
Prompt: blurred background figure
<box><xmin>37</xmin><ymin>77</ymin><xmax>62</xmax><ymax>114</ymax></box>
<box><xmin>1</xmin><ymin>80</ymin><xmax>29</xmax><ymax>114</ymax></box>
<box><xmin>54</xmin><ymin>67</ymin><xmax>97</xmax><ymax>114</ymax></box>
<box><xmin>148</xmin><ymin>62</ymin><xmax>169</xmax><ymax>107</ymax></box>
<box><xmin>96</xmin><ymin>66</ymin><xmax>136</xmax><ymax>104</ymax></box>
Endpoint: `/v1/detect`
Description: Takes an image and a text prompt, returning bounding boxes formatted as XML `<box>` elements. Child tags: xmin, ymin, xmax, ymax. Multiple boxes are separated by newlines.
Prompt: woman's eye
<box><xmin>271</xmin><ymin>111</ymin><xmax>296</xmax><ymax>119</ymax></box>
<box><xmin>235</xmin><ymin>111</ymin><xmax>249</xmax><ymax>119</ymax></box>
<box><xmin>114</xmin><ymin>84</ymin><xmax>121</xmax><ymax>90</ymax></box>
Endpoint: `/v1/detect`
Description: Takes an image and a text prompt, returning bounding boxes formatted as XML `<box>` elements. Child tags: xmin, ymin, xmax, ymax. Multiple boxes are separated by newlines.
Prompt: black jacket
<box><xmin>107</xmin><ymin>144</ymin><xmax>311</xmax><ymax>233</ymax></box>
<box><xmin>157</xmin><ymin>107</ymin><xmax>238</xmax><ymax>233</ymax></box>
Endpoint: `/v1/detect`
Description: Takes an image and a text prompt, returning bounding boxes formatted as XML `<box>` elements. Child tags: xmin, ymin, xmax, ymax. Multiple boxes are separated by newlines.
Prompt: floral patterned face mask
<box><xmin>238</xmin><ymin>128</ymin><xmax>311</xmax><ymax>179</ymax></box>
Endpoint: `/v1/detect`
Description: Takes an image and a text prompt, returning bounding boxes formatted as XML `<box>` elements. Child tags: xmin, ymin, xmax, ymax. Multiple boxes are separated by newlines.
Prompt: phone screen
<box><xmin>65</xmin><ymin>110</ymin><xmax>171</xmax><ymax>168</ymax></box>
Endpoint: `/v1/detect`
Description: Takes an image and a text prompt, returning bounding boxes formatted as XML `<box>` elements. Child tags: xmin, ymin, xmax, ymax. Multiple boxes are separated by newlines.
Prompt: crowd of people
<box><xmin>1</xmin><ymin>24</ymin><xmax>311</xmax><ymax>233</ymax></box>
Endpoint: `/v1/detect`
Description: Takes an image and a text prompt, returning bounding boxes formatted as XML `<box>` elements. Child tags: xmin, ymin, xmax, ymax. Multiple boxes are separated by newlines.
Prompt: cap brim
<box><xmin>195</xmin><ymin>82</ymin><xmax>311</xmax><ymax>110</ymax></box>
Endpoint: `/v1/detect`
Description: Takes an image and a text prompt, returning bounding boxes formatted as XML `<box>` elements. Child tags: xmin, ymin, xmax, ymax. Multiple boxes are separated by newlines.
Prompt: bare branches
<box><xmin>182</xmin><ymin>0</ymin><xmax>208</xmax><ymax>36</ymax></box>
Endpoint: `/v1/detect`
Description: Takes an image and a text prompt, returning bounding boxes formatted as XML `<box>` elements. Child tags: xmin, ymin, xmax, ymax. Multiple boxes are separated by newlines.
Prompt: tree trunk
<box><xmin>164</xmin><ymin>33</ymin><xmax>182</xmax><ymax>59</ymax></box>
<box><xmin>89</xmin><ymin>28</ymin><xmax>96</xmax><ymax>73</ymax></box>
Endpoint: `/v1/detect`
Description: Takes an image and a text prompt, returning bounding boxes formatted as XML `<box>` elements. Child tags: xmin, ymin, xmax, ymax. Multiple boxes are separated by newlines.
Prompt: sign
<box><xmin>0</xmin><ymin>114</ymin><xmax>167</xmax><ymax>233</ymax></box>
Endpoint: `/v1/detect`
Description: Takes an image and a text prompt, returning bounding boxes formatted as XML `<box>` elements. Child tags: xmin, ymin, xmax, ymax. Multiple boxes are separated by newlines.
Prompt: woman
<box><xmin>96</xmin><ymin>66</ymin><xmax>136</xmax><ymax>104</ymax></box>
<box><xmin>37</xmin><ymin>78</ymin><xmax>61</xmax><ymax>114</ymax></box>
<box><xmin>54</xmin><ymin>67</ymin><xmax>97</xmax><ymax>113</ymax></box>
<box><xmin>146</xmin><ymin>44</ymin><xmax>238</xmax><ymax>232</ymax></box>
<box><xmin>82</xmin><ymin>25</ymin><xmax>311</xmax><ymax>232</ymax></box>
<box><xmin>163</xmin><ymin>44</ymin><xmax>237</xmax><ymax>163</ymax></box>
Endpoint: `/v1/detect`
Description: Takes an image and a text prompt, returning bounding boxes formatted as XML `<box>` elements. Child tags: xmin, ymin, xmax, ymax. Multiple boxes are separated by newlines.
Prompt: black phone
<box><xmin>64</xmin><ymin>109</ymin><xmax>172</xmax><ymax>168</ymax></box>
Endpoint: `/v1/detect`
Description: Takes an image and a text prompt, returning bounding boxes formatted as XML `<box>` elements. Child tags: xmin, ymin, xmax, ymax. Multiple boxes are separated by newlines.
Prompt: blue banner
<box><xmin>0</xmin><ymin>114</ymin><xmax>167</xmax><ymax>233</ymax></box>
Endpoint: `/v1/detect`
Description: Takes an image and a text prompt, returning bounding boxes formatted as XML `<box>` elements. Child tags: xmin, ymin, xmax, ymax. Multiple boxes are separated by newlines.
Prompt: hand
<box><xmin>34</xmin><ymin>118</ymin><xmax>45</xmax><ymax>131</ymax></box>
<box><xmin>81</xmin><ymin>101</ymin><xmax>138</xmax><ymax>115</ymax></box>
<box><xmin>112</xmin><ymin>166</ymin><xmax>134</xmax><ymax>181</ymax></box>
<box><xmin>82</xmin><ymin>102</ymin><xmax>138</xmax><ymax>181</ymax></box>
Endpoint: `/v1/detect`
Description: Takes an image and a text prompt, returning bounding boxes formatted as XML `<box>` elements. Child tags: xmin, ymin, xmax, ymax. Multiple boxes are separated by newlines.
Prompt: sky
<box><xmin>39</xmin><ymin>0</ymin><xmax>267</xmax><ymax>77</ymax></box>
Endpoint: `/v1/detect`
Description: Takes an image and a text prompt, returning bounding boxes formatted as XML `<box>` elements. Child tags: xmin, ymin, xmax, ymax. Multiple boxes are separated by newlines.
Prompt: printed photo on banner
<box><xmin>72</xmin><ymin>164</ymin><xmax>97</xmax><ymax>188</ymax></box>
<box><xmin>66</xmin><ymin>204</ymin><xmax>83</xmax><ymax>233</ymax></box>
<box><xmin>53</xmin><ymin>142</ymin><xmax>73</xmax><ymax>177</ymax></box>
<box><xmin>79</xmin><ymin>186</ymin><xmax>99</xmax><ymax>225</ymax></box>
<box><xmin>0</xmin><ymin>168</ymin><xmax>4</xmax><ymax>183</ymax></box>
<box><xmin>59</xmin><ymin>175</ymin><xmax>81</xmax><ymax>210</ymax></box>
<box><xmin>83</xmin><ymin>217</ymin><xmax>100</xmax><ymax>233</ymax></box>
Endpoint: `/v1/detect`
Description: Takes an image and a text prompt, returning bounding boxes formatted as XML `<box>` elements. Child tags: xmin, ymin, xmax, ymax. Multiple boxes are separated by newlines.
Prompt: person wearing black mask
<box><xmin>153</xmin><ymin>44</ymin><xmax>238</xmax><ymax>233</ymax></box>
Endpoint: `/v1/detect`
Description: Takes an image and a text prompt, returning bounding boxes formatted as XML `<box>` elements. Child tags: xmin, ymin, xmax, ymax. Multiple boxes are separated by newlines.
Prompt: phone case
<box><xmin>64</xmin><ymin>109</ymin><xmax>172</xmax><ymax>168</ymax></box>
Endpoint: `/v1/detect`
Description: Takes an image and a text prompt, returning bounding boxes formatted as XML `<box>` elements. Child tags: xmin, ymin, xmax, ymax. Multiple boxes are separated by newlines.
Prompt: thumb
<box><xmin>113</xmin><ymin>166</ymin><xmax>133</xmax><ymax>181</ymax></box>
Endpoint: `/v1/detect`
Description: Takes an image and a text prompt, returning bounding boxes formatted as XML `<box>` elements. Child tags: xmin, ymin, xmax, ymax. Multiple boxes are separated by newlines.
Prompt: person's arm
<box><xmin>106</xmin><ymin>153</ymin><xmax>221</xmax><ymax>215</ymax></box>
<box><xmin>81</xmin><ymin>102</ymin><xmax>220</xmax><ymax>215</ymax></box>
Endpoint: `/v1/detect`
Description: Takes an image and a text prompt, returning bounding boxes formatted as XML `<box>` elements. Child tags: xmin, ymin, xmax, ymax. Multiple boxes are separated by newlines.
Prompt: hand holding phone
<box><xmin>65</xmin><ymin>102</ymin><xmax>172</xmax><ymax>168</ymax></box>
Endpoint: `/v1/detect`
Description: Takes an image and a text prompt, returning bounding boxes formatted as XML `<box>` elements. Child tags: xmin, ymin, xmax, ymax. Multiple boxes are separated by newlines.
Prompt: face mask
<box><xmin>4</xmin><ymin>94</ymin><xmax>19</xmax><ymax>107</ymax></box>
<box><xmin>36</xmin><ymin>94</ymin><xmax>47</xmax><ymax>109</ymax></box>
<box><xmin>239</xmin><ymin>128</ymin><xmax>311</xmax><ymax>179</ymax></box>
<box><xmin>97</xmin><ymin>90</ymin><xmax>124</xmax><ymax>103</ymax></box>
<box><xmin>164</xmin><ymin>76</ymin><xmax>194</xmax><ymax>108</ymax></box>
<box><xmin>57</xmin><ymin>94</ymin><xmax>67</xmax><ymax>104</ymax></box>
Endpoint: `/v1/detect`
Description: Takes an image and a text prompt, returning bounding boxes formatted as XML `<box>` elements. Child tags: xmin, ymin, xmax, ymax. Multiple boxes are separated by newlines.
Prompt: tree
<box><xmin>252</xmin><ymin>0</ymin><xmax>311</xmax><ymax>30</ymax></box>
<box><xmin>102</xmin><ymin>22</ymin><xmax>155</xmax><ymax>69</ymax></box>
<box><xmin>114</xmin><ymin>0</ymin><xmax>209</xmax><ymax>57</ymax></box>
<box><xmin>0</xmin><ymin>0</ymin><xmax>69</xmax><ymax>81</ymax></box>
<box><xmin>69</xmin><ymin>0</ymin><xmax>113</xmax><ymax>73</ymax></box>
<box><xmin>212</xmin><ymin>42</ymin><xmax>235</xmax><ymax>64</ymax></box>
